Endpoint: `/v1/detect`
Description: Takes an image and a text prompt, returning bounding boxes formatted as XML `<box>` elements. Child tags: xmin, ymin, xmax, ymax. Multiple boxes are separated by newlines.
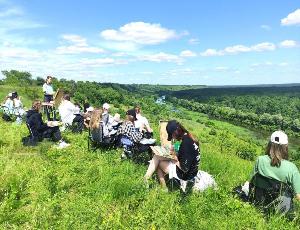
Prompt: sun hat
<box><xmin>270</xmin><ymin>130</ymin><xmax>288</xmax><ymax>145</ymax></box>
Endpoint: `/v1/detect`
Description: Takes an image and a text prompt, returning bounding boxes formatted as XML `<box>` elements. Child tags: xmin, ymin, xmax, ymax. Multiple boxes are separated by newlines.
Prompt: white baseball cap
<box><xmin>103</xmin><ymin>103</ymin><xmax>110</xmax><ymax>110</ymax></box>
<box><xmin>270</xmin><ymin>131</ymin><xmax>288</xmax><ymax>145</ymax></box>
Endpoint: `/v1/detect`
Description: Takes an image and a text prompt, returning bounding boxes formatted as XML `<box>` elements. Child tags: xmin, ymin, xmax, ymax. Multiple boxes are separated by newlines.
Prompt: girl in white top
<box><xmin>134</xmin><ymin>106</ymin><xmax>153</xmax><ymax>133</ymax></box>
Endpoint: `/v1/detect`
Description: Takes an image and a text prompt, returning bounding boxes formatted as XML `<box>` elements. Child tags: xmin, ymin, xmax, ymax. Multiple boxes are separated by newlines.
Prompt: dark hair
<box><xmin>46</xmin><ymin>76</ymin><xmax>52</xmax><ymax>80</ymax></box>
<box><xmin>126</xmin><ymin>114</ymin><xmax>135</xmax><ymax>123</ymax></box>
<box><xmin>266</xmin><ymin>141</ymin><xmax>288</xmax><ymax>167</ymax></box>
<box><xmin>173</xmin><ymin>122</ymin><xmax>199</xmax><ymax>146</ymax></box>
<box><xmin>32</xmin><ymin>100</ymin><xmax>42</xmax><ymax>111</ymax></box>
<box><xmin>63</xmin><ymin>94</ymin><xmax>70</xmax><ymax>101</ymax></box>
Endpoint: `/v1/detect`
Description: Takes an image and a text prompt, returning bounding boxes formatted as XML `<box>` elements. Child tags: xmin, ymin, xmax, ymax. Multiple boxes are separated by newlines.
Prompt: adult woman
<box><xmin>249</xmin><ymin>131</ymin><xmax>300</xmax><ymax>207</ymax></box>
<box><xmin>144</xmin><ymin>120</ymin><xmax>200</xmax><ymax>189</ymax></box>
<box><xmin>26</xmin><ymin>100</ymin><xmax>69</xmax><ymax>148</ymax></box>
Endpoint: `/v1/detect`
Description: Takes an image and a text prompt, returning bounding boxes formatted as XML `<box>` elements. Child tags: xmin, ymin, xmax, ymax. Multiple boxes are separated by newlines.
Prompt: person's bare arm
<box><xmin>296</xmin><ymin>194</ymin><xmax>300</xmax><ymax>201</ymax></box>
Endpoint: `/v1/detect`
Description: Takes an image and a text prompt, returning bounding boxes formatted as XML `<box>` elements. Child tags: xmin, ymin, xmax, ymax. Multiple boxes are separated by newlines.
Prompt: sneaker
<box><xmin>57</xmin><ymin>141</ymin><xmax>70</xmax><ymax>149</ymax></box>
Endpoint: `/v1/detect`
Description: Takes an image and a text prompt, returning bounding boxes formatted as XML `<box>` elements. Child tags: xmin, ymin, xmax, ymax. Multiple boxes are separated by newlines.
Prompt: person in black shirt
<box><xmin>144</xmin><ymin>120</ymin><xmax>200</xmax><ymax>188</ymax></box>
<box><xmin>26</xmin><ymin>100</ymin><xmax>69</xmax><ymax>148</ymax></box>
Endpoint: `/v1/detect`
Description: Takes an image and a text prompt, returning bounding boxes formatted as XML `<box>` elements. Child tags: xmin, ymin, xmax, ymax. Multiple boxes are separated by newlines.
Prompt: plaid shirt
<box><xmin>117</xmin><ymin>121</ymin><xmax>143</xmax><ymax>143</ymax></box>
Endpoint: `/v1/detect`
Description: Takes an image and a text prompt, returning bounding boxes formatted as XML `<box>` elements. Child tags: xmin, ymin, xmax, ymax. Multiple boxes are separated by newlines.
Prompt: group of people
<box><xmin>1</xmin><ymin>75</ymin><xmax>300</xmax><ymax>218</ymax></box>
<box><xmin>1</xmin><ymin>91</ymin><xmax>25</xmax><ymax>123</ymax></box>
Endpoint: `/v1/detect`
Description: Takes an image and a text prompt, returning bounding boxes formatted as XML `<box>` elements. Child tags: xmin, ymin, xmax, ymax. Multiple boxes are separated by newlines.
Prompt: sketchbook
<box><xmin>150</xmin><ymin>146</ymin><xmax>174</xmax><ymax>159</ymax></box>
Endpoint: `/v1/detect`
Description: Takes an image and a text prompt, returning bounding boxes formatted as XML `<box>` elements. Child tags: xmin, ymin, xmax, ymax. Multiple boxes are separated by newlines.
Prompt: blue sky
<box><xmin>0</xmin><ymin>0</ymin><xmax>299</xmax><ymax>85</ymax></box>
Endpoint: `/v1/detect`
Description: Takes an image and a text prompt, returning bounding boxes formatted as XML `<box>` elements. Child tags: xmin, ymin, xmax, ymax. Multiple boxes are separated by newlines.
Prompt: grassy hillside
<box><xmin>1</xmin><ymin>111</ymin><xmax>299</xmax><ymax>229</ymax></box>
<box><xmin>1</xmin><ymin>81</ymin><xmax>299</xmax><ymax>229</ymax></box>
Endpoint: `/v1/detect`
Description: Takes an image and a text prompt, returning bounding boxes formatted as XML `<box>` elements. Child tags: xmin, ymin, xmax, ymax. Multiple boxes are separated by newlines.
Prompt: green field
<box><xmin>0</xmin><ymin>76</ymin><xmax>300</xmax><ymax>229</ymax></box>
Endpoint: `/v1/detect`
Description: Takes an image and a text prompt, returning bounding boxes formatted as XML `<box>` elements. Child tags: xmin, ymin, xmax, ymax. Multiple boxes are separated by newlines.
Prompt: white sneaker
<box><xmin>57</xmin><ymin>141</ymin><xmax>70</xmax><ymax>149</ymax></box>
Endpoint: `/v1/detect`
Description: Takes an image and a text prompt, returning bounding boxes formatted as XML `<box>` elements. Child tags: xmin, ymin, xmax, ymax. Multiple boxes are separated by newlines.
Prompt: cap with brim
<box><xmin>270</xmin><ymin>131</ymin><xmax>288</xmax><ymax>145</ymax></box>
<box><xmin>126</xmin><ymin>109</ymin><xmax>137</xmax><ymax>120</ymax></box>
<box><xmin>166</xmin><ymin>120</ymin><xmax>179</xmax><ymax>141</ymax></box>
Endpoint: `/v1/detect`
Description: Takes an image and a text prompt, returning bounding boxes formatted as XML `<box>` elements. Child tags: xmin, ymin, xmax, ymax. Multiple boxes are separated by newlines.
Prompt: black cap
<box><xmin>126</xmin><ymin>109</ymin><xmax>137</xmax><ymax>121</ymax></box>
<box><xmin>166</xmin><ymin>120</ymin><xmax>179</xmax><ymax>141</ymax></box>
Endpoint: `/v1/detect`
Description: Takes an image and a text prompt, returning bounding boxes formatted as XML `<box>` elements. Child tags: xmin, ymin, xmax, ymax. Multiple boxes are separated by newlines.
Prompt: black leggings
<box><xmin>42</xmin><ymin>126</ymin><xmax>62</xmax><ymax>142</ymax></box>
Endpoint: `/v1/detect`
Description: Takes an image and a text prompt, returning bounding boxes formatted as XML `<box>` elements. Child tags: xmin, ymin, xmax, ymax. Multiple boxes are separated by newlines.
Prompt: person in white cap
<box><xmin>247</xmin><ymin>130</ymin><xmax>300</xmax><ymax>214</ymax></box>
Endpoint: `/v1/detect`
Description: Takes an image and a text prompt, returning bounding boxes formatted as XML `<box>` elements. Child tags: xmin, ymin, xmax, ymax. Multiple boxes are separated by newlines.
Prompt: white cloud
<box><xmin>100</xmin><ymin>22</ymin><xmax>177</xmax><ymax>45</ymax></box>
<box><xmin>279</xmin><ymin>62</ymin><xmax>288</xmax><ymax>66</ymax></box>
<box><xmin>251</xmin><ymin>42</ymin><xmax>276</xmax><ymax>51</ymax></box>
<box><xmin>216</xmin><ymin>66</ymin><xmax>229</xmax><ymax>71</ymax></box>
<box><xmin>180</xmin><ymin>50</ymin><xmax>197</xmax><ymax>57</ymax></box>
<box><xmin>200</xmin><ymin>42</ymin><xmax>276</xmax><ymax>56</ymax></box>
<box><xmin>56</xmin><ymin>34</ymin><xmax>105</xmax><ymax>54</ymax></box>
<box><xmin>223</xmin><ymin>45</ymin><xmax>251</xmax><ymax>53</ymax></box>
<box><xmin>260</xmin><ymin>25</ymin><xmax>271</xmax><ymax>30</ymax></box>
<box><xmin>200</xmin><ymin>49</ymin><xmax>223</xmax><ymax>57</ymax></box>
<box><xmin>281</xmin><ymin>9</ymin><xmax>300</xmax><ymax>26</ymax></box>
<box><xmin>0</xmin><ymin>7</ymin><xmax>23</xmax><ymax>17</ymax></box>
<box><xmin>188</xmin><ymin>38</ymin><xmax>200</xmax><ymax>45</ymax></box>
<box><xmin>0</xmin><ymin>47</ymin><xmax>41</xmax><ymax>58</ymax></box>
<box><xmin>138</xmin><ymin>52</ymin><xmax>182</xmax><ymax>63</ymax></box>
<box><xmin>279</xmin><ymin>40</ymin><xmax>298</xmax><ymax>48</ymax></box>
<box><xmin>79</xmin><ymin>58</ymin><xmax>119</xmax><ymax>67</ymax></box>
<box><xmin>62</xmin><ymin>34</ymin><xmax>87</xmax><ymax>47</ymax></box>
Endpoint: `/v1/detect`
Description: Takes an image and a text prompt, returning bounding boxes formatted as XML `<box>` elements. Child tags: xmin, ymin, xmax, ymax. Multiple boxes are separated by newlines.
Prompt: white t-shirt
<box><xmin>58</xmin><ymin>100</ymin><xmax>76</xmax><ymax>125</ymax></box>
<box><xmin>135</xmin><ymin>114</ymin><xmax>150</xmax><ymax>131</ymax></box>
<box><xmin>3</xmin><ymin>98</ymin><xmax>14</xmax><ymax>113</ymax></box>
<box><xmin>43</xmin><ymin>83</ymin><xmax>54</xmax><ymax>95</ymax></box>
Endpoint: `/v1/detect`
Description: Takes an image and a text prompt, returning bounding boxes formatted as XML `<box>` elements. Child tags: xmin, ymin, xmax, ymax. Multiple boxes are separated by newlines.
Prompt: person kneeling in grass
<box><xmin>26</xmin><ymin>100</ymin><xmax>69</xmax><ymax>148</ymax></box>
<box><xmin>144</xmin><ymin>120</ymin><xmax>200</xmax><ymax>191</ymax></box>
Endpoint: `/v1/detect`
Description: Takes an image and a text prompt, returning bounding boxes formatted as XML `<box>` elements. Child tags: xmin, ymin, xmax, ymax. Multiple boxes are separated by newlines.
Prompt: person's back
<box><xmin>253</xmin><ymin>155</ymin><xmax>300</xmax><ymax>191</ymax></box>
<box><xmin>250</xmin><ymin>131</ymin><xmax>300</xmax><ymax>216</ymax></box>
<box><xmin>59</xmin><ymin>100</ymin><xmax>76</xmax><ymax>125</ymax></box>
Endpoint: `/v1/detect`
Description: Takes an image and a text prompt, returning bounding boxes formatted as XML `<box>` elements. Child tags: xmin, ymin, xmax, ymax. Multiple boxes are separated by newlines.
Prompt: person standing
<box><xmin>42</xmin><ymin>76</ymin><xmax>56</xmax><ymax>120</ymax></box>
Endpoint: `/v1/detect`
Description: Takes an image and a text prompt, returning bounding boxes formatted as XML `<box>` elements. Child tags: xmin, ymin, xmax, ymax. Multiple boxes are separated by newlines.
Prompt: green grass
<box><xmin>0</xmin><ymin>84</ymin><xmax>299</xmax><ymax>229</ymax></box>
<box><xmin>0</xmin><ymin>115</ymin><xmax>299</xmax><ymax>229</ymax></box>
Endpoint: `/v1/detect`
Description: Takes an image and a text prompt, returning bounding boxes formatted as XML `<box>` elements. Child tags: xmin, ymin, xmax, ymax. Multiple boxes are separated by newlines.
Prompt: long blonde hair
<box><xmin>266</xmin><ymin>142</ymin><xmax>288</xmax><ymax>167</ymax></box>
<box><xmin>90</xmin><ymin>108</ymin><xmax>103</xmax><ymax>129</ymax></box>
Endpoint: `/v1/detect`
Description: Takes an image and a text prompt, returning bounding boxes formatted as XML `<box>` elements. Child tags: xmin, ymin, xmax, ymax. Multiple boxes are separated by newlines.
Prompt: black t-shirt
<box><xmin>176</xmin><ymin>134</ymin><xmax>200</xmax><ymax>180</ymax></box>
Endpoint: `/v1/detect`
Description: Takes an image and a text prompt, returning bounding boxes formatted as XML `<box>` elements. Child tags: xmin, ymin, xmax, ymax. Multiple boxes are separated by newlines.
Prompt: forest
<box><xmin>169</xmin><ymin>86</ymin><xmax>300</xmax><ymax>137</ymax></box>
